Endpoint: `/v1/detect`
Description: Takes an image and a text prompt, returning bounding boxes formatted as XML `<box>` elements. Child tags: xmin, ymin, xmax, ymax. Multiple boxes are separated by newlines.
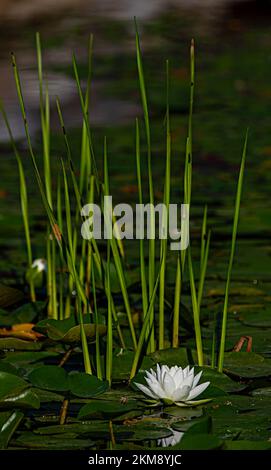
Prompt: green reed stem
<box><xmin>79</xmin><ymin>35</ymin><xmax>93</xmax><ymax>195</ymax></box>
<box><xmin>106</xmin><ymin>241</ymin><xmax>113</xmax><ymax>386</ymax></box>
<box><xmin>92</xmin><ymin>263</ymin><xmax>102</xmax><ymax>380</ymax></box>
<box><xmin>135</xmin><ymin>19</ymin><xmax>155</xmax><ymax>352</ymax></box>
<box><xmin>135</xmin><ymin>119</ymin><xmax>148</xmax><ymax>320</ymax></box>
<box><xmin>218</xmin><ymin>131</ymin><xmax>248</xmax><ymax>372</ymax></box>
<box><xmin>188</xmin><ymin>248</ymin><xmax>204</xmax><ymax>366</ymax></box>
<box><xmin>103</xmin><ymin>137</ymin><xmax>137</xmax><ymax>349</ymax></box>
<box><xmin>172</xmin><ymin>254</ymin><xmax>181</xmax><ymax>348</ymax></box>
<box><xmin>200</xmin><ymin>205</ymin><xmax>208</xmax><ymax>270</ymax></box>
<box><xmin>130</xmin><ymin>259</ymin><xmax>162</xmax><ymax>380</ymax></box>
<box><xmin>198</xmin><ymin>229</ymin><xmax>211</xmax><ymax>313</ymax></box>
<box><xmin>0</xmin><ymin>102</ymin><xmax>36</xmax><ymax>302</ymax></box>
<box><xmin>159</xmin><ymin>60</ymin><xmax>171</xmax><ymax>350</ymax></box>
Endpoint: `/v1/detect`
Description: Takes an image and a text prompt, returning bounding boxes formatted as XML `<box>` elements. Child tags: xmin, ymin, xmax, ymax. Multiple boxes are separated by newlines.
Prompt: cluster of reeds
<box><xmin>1</xmin><ymin>22</ymin><xmax>247</xmax><ymax>383</ymax></box>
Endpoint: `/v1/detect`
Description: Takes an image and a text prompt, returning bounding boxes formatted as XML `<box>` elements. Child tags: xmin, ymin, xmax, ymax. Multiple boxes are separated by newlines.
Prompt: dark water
<box><xmin>1</xmin><ymin>0</ymin><xmax>271</xmax><ymax>275</ymax></box>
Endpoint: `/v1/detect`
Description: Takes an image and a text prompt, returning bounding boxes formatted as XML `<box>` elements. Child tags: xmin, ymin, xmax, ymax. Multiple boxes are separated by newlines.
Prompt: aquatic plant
<box><xmin>134</xmin><ymin>364</ymin><xmax>210</xmax><ymax>406</ymax></box>
<box><xmin>0</xmin><ymin>24</ymin><xmax>247</xmax><ymax>385</ymax></box>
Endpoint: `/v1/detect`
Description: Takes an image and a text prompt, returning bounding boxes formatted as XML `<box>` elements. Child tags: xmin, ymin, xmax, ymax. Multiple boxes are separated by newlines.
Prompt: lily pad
<box><xmin>12</xmin><ymin>432</ymin><xmax>95</xmax><ymax>449</ymax></box>
<box><xmin>206</xmin><ymin>396</ymin><xmax>271</xmax><ymax>441</ymax></box>
<box><xmin>149</xmin><ymin>347</ymin><xmax>208</xmax><ymax>367</ymax></box>
<box><xmin>0</xmin><ymin>361</ymin><xmax>21</xmax><ymax>376</ymax></box>
<box><xmin>223</xmin><ymin>352</ymin><xmax>271</xmax><ymax>378</ymax></box>
<box><xmin>0</xmin><ymin>371</ymin><xmax>30</xmax><ymax>400</ymax></box>
<box><xmin>68</xmin><ymin>372</ymin><xmax>109</xmax><ymax>398</ymax></box>
<box><xmin>171</xmin><ymin>433</ymin><xmax>222</xmax><ymax>450</ymax></box>
<box><xmin>0</xmin><ymin>388</ymin><xmax>40</xmax><ymax>410</ymax></box>
<box><xmin>35</xmin><ymin>316</ymin><xmax>106</xmax><ymax>344</ymax></box>
<box><xmin>112</xmin><ymin>350</ymin><xmax>153</xmax><ymax>381</ymax></box>
<box><xmin>2</xmin><ymin>351</ymin><xmax>60</xmax><ymax>365</ymax></box>
<box><xmin>0</xmin><ymin>338</ymin><xmax>43</xmax><ymax>351</ymax></box>
<box><xmin>225</xmin><ymin>440</ymin><xmax>271</xmax><ymax>450</ymax></box>
<box><xmin>0</xmin><ymin>410</ymin><xmax>24</xmax><ymax>449</ymax></box>
<box><xmin>78</xmin><ymin>400</ymin><xmax>140</xmax><ymax>420</ymax></box>
<box><xmin>28</xmin><ymin>366</ymin><xmax>69</xmax><ymax>392</ymax></box>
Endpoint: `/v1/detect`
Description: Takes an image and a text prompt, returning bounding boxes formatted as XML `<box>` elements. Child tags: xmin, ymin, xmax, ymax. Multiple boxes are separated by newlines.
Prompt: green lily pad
<box><xmin>33</xmin><ymin>388</ymin><xmax>64</xmax><ymax>403</ymax></box>
<box><xmin>172</xmin><ymin>416</ymin><xmax>212</xmax><ymax>434</ymax></box>
<box><xmin>225</xmin><ymin>440</ymin><xmax>271</xmax><ymax>450</ymax></box>
<box><xmin>251</xmin><ymin>387</ymin><xmax>271</xmax><ymax>397</ymax></box>
<box><xmin>163</xmin><ymin>406</ymin><xmax>203</xmax><ymax>419</ymax></box>
<box><xmin>51</xmin><ymin>324</ymin><xmax>106</xmax><ymax>344</ymax></box>
<box><xmin>78</xmin><ymin>400</ymin><xmax>140</xmax><ymax>420</ymax></box>
<box><xmin>0</xmin><ymin>371</ymin><xmax>29</xmax><ymax>400</ymax></box>
<box><xmin>206</xmin><ymin>396</ymin><xmax>271</xmax><ymax>441</ymax></box>
<box><xmin>237</xmin><ymin>309</ymin><xmax>271</xmax><ymax>328</ymax></box>
<box><xmin>112</xmin><ymin>350</ymin><xmax>153</xmax><ymax>380</ymax></box>
<box><xmin>171</xmin><ymin>433</ymin><xmax>222</xmax><ymax>450</ymax></box>
<box><xmin>123</xmin><ymin>422</ymin><xmax>173</xmax><ymax>442</ymax></box>
<box><xmin>0</xmin><ymin>338</ymin><xmax>43</xmax><ymax>351</ymax></box>
<box><xmin>2</xmin><ymin>351</ymin><xmax>60</xmax><ymax>365</ymax></box>
<box><xmin>223</xmin><ymin>352</ymin><xmax>271</xmax><ymax>378</ymax></box>
<box><xmin>28</xmin><ymin>366</ymin><xmax>69</xmax><ymax>392</ymax></box>
<box><xmin>35</xmin><ymin>316</ymin><xmax>106</xmax><ymax>344</ymax></box>
<box><xmin>0</xmin><ymin>410</ymin><xmax>24</xmax><ymax>449</ymax></box>
<box><xmin>34</xmin><ymin>422</ymin><xmax>133</xmax><ymax>440</ymax></box>
<box><xmin>0</xmin><ymin>388</ymin><xmax>40</xmax><ymax>410</ymax></box>
<box><xmin>12</xmin><ymin>432</ymin><xmax>95</xmax><ymax>449</ymax></box>
<box><xmin>0</xmin><ymin>361</ymin><xmax>21</xmax><ymax>376</ymax></box>
<box><xmin>196</xmin><ymin>367</ymin><xmax>246</xmax><ymax>393</ymax></box>
<box><xmin>68</xmin><ymin>372</ymin><xmax>109</xmax><ymax>398</ymax></box>
<box><xmin>149</xmin><ymin>347</ymin><xmax>201</xmax><ymax>367</ymax></box>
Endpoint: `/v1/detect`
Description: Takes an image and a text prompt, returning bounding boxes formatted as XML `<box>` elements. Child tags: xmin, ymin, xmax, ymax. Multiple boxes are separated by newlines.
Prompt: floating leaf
<box><xmin>68</xmin><ymin>372</ymin><xmax>109</xmax><ymax>398</ymax></box>
<box><xmin>112</xmin><ymin>350</ymin><xmax>153</xmax><ymax>381</ymax></box>
<box><xmin>28</xmin><ymin>366</ymin><xmax>69</xmax><ymax>392</ymax></box>
<box><xmin>0</xmin><ymin>338</ymin><xmax>43</xmax><ymax>351</ymax></box>
<box><xmin>2</xmin><ymin>351</ymin><xmax>60</xmax><ymax>365</ymax></box>
<box><xmin>78</xmin><ymin>400</ymin><xmax>140</xmax><ymax>420</ymax></box>
<box><xmin>223</xmin><ymin>352</ymin><xmax>271</xmax><ymax>378</ymax></box>
<box><xmin>0</xmin><ymin>361</ymin><xmax>21</xmax><ymax>376</ymax></box>
<box><xmin>225</xmin><ymin>440</ymin><xmax>271</xmax><ymax>450</ymax></box>
<box><xmin>0</xmin><ymin>410</ymin><xmax>24</xmax><ymax>449</ymax></box>
<box><xmin>0</xmin><ymin>324</ymin><xmax>44</xmax><ymax>341</ymax></box>
<box><xmin>171</xmin><ymin>433</ymin><xmax>222</xmax><ymax>450</ymax></box>
<box><xmin>0</xmin><ymin>388</ymin><xmax>40</xmax><ymax>410</ymax></box>
<box><xmin>0</xmin><ymin>371</ymin><xmax>29</xmax><ymax>400</ymax></box>
<box><xmin>35</xmin><ymin>316</ymin><xmax>106</xmax><ymax>344</ymax></box>
<box><xmin>12</xmin><ymin>432</ymin><xmax>94</xmax><ymax>449</ymax></box>
<box><xmin>51</xmin><ymin>324</ymin><xmax>106</xmax><ymax>344</ymax></box>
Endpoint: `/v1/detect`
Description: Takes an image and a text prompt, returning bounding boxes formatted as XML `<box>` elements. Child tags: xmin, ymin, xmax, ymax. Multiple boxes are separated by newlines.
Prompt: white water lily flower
<box><xmin>158</xmin><ymin>429</ymin><xmax>184</xmax><ymax>447</ymax></box>
<box><xmin>32</xmin><ymin>259</ymin><xmax>47</xmax><ymax>272</ymax></box>
<box><xmin>135</xmin><ymin>364</ymin><xmax>210</xmax><ymax>405</ymax></box>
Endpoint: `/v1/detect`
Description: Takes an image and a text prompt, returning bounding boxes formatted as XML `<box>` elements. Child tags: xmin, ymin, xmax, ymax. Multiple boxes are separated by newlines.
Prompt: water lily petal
<box><xmin>181</xmin><ymin>372</ymin><xmax>194</xmax><ymax>389</ymax></box>
<box><xmin>145</xmin><ymin>375</ymin><xmax>168</xmax><ymax>398</ymax></box>
<box><xmin>162</xmin><ymin>372</ymin><xmax>176</xmax><ymax>399</ymax></box>
<box><xmin>192</xmin><ymin>371</ymin><xmax>202</xmax><ymax>388</ymax></box>
<box><xmin>134</xmin><ymin>382</ymin><xmax>159</xmax><ymax>399</ymax></box>
<box><xmin>156</xmin><ymin>363</ymin><xmax>162</xmax><ymax>382</ymax></box>
<box><xmin>187</xmin><ymin>381</ymin><xmax>210</xmax><ymax>400</ymax></box>
<box><xmin>145</xmin><ymin>370</ymin><xmax>156</xmax><ymax>382</ymax></box>
<box><xmin>183</xmin><ymin>366</ymin><xmax>190</xmax><ymax>378</ymax></box>
<box><xmin>172</xmin><ymin>367</ymin><xmax>184</xmax><ymax>388</ymax></box>
<box><xmin>172</xmin><ymin>385</ymin><xmax>190</xmax><ymax>402</ymax></box>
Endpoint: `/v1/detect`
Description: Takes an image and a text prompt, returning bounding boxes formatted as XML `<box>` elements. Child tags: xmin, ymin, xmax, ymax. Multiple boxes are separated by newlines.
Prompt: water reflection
<box><xmin>158</xmin><ymin>428</ymin><xmax>184</xmax><ymax>447</ymax></box>
<box><xmin>0</xmin><ymin>0</ymin><xmax>268</xmax><ymax>142</ymax></box>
